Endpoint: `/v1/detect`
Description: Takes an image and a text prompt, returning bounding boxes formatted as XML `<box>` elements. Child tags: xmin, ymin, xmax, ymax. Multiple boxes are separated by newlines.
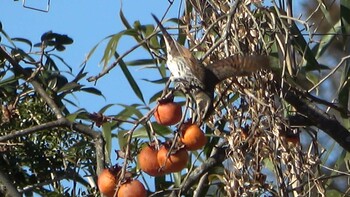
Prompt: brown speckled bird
<box><xmin>152</xmin><ymin>14</ymin><xmax>269</xmax><ymax>123</ymax></box>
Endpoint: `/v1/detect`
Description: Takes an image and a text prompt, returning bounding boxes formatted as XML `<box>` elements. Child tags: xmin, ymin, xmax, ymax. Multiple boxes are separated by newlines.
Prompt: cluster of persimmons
<box><xmin>97</xmin><ymin>98</ymin><xmax>207</xmax><ymax>197</ymax></box>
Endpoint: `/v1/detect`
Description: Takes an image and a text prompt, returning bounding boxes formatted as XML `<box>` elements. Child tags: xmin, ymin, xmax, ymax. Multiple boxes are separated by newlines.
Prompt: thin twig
<box><xmin>0</xmin><ymin>46</ymin><xmax>64</xmax><ymax>119</ymax></box>
<box><xmin>308</xmin><ymin>55</ymin><xmax>350</xmax><ymax>92</ymax></box>
<box><xmin>87</xmin><ymin>31</ymin><xmax>158</xmax><ymax>82</ymax></box>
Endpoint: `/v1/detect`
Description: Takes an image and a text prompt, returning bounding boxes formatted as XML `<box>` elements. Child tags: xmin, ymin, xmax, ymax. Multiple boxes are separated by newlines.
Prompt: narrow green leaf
<box><xmin>73</xmin><ymin>65</ymin><xmax>87</xmax><ymax>83</ymax></box>
<box><xmin>84</xmin><ymin>35</ymin><xmax>113</xmax><ymax>64</ymax></box>
<box><xmin>101</xmin><ymin>29</ymin><xmax>139</xmax><ymax>68</ymax></box>
<box><xmin>102</xmin><ymin>33</ymin><xmax>123</xmax><ymax>68</ymax></box>
<box><xmin>119</xmin><ymin>8</ymin><xmax>132</xmax><ymax>29</ymax></box>
<box><xmin>125</xmin><ymin>59</ymin><xmax>157</xmax><ymax>66</ymax></box>
<box><xmin>0</xmin><ymin>26</ymin><xmax>16</xmax><ymax>48</ymax></box>
<box><xmin>290</xmin><ymin>21</ymin><xmax>321</xmax><ymax>71</ymax></box>
<box><xmin>81</xmin><ymin>87</ymin><xmax>104</xmax><ymax>97</ymax></box>
<box><xmin>338</xmin><ymin>0</ymin><xmax>350</xmax><ymax>117</ymax></box>
<box><xmin>98</xmin><ymin>104</ymin><xmax>117</xmax><ymax>114</ymax></box>
<box><xmin>142</xmin><ymin>77</ymin><xmax>168</xmax><ymax>84</ymax></box>
<box><xmin>148</xmin><ymin>89</ymin><xmax>164</xmax><ymax>104</ymax></box>
<box><xmin>341</xmin><ymin>0</ymin><xmax>350</xmax><ymax>40</ymax></box>
<box><xmin>133</xmin><ymin>122</ymin><xmax>172</xmax><ymax>139</ymax></box>
<box><xmin>313</xmin><ymin>20</ymin><xmax>341</xmax><ymax>59</ymax></box>
<box><xmin>173</xmin><ymin>172</ymin><xmax>182</xmax><ymax>187</ymax></box>
<box><xmin>66</xmin><ymin>109</ymin><xmax>88</xmax><ymax>122</ymax></box>
<box><xmin>114</xmin><ymin>52</ymin><xmax>145</xmax><ymax>103</ymax></box>
<box><xmin>57</xmin><ymin>82</ymin><xmax>82</xmax><ymax>93</ymax></box>
<box><xmin>117</xmin><ymin>130</ymin><xmax>128</xmax><ymax>150</ymax></box>
<box><xmin>132</xmin><ymin>127</ymin><xmax>149</xmax><ymax>138</ymax></box>
<box><xmin>102</xmin><ymin>122</ymin><xmax>113</xmax><ymax>162</ymax></box>
<box><xmin>49</xmin><ymin>54</ymin><xmax>73</xmax><ymax>72</ymax></box>
<box><xmin>117</xmin><ymin>104</ymin><xmax>144</xmax><ymax>119</ymax></box>
<box><xmin>338</xmin><ymin>81</ymin><xmax>350</xmax><ymax>117</ymax></box>
<box><xmin>12</xmin><ymin>37</ymin><xmax>32</xmax><ymax>48</ymax></box>
<box><xmin>316</xmin><ymin>0</ymin><xmax>337</xmax><ymax>32</ymax></box>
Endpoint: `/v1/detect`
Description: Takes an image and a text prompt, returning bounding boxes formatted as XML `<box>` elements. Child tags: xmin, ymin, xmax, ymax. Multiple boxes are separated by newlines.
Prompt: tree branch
<box><xmin>0</xmin><ymin>118</ymin><xmax>100</xmax><ymax>142</ymax></box>
<box><xmin>0</xmin><ymin>170</ymin><xmax>21</xmax><ymax>197</ymax></box>
<box><xmin>0</xmin><ymin>46</ymin><xmax>105</xmax><ymax>174</ymax></box>
<box><xmin>0</xmin><ymin>46</ymin><xmax>64</xmax><ymax>119</ymax></box>
<box><xmin>0</xmin><ymin>118</ymin><xmax>105</xmax><ymax>175</ymax></box>
<box><xmin>0</xmin><ymin>119</ymin><xmax>67</xmax><ymax>142</ymax></box>
<box><xmin>281</xmin><ymin>81</ymin><xmax>350</xmax><ymax>152</ymax></box>
<box><xmin>170</xmin><ymin>142</ymin><xmax>227</xmax><ymax>197</ymax></box>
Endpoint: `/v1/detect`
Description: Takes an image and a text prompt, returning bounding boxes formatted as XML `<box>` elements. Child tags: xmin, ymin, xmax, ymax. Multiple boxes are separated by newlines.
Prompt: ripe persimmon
<box><xmin>98</xmin><ymin>168</ymin><xmax>118</xmax><ymax>197</ymax></box>
<box><xmin>117</xmin><ymin>179</ymin><xmax>147</xmax><ymax>197</ymax></box>
<box><xmin>154</xmin><ymin>100</ymin><xmax>182</xmax><ymax>126</ymax></box>
<box><xmin>157</xmin><ymin>143</ymin><xmax>188</xmax><ymax>173</ymax></box>
<box><xmin>180</xmin><ymin>123</ymin><xmax>207</xmax><ymax>151</ymax></box>
<box><xmin>138</xmin><ymin>143</ymin><xmax>164</xmax><ymax>176</ymax></box>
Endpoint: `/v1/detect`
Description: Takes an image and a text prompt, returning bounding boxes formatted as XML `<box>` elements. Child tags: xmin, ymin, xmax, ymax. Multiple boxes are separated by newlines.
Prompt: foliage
<box><xmin>0</xmin><ymin>30</ymin><xmax>102</xmax><ymax>196</ymax></box>
<box><xmin>1</xmin><ymin>0</ymin><xmax>350</xmax><ymax>197</ymax></box>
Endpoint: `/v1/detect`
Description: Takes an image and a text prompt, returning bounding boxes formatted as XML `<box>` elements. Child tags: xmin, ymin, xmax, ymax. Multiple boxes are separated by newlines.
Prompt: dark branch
<box><xmin>281</xmin><ymin>81</ymin><xmax>350</xmax><ymax>152</ymax></box>
<box><xmin>0</xmin><ymin>170</ymin><xmax>21</xmax><ymax>197</ymax></box>
<box><xmin>0</xmin><ymin>46</ymin><xmax>105</xmax><ymax>174</ymax></box>
<box><xmin>0</xmin><ymin>118</ymin><xmax>100</xmax><ymax>142</ymax></box>
<box><xmin>170</xmin><ymin>143</ymin><xmax>227</xmax><ymax>197</ymax></box>
<box><xmin>0</xmin><ymin>46</ymin><xmax>64</xmax><ymax>119</ymax></box>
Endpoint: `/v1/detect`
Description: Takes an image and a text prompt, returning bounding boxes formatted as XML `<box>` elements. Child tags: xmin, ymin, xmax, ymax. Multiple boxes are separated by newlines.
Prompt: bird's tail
<box><xmin>206</xmin><ymin>55</ymin><xmax>270</xmax><ymax>82</ymax></box>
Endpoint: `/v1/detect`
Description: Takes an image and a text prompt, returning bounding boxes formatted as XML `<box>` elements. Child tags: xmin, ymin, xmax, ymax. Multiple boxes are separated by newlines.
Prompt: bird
<box><xmin>152</xmin><ymin>14</ymin><xmax>269</xmax><ymax>123</ymax></box>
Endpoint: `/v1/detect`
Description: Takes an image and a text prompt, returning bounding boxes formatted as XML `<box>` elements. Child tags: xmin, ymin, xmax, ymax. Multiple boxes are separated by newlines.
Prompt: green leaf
<box><xmin>72</xmin><ymin>65</ymin><xmax>87</xmax><ymax>83</ymax></box>
<box><xmin>84</xmin><ymin>36</ymin><xmax>112</xmax><ymax>64</ymax></box>
<box><xmin>313</xmin><ymin>20</ymin><xmax>341</xmax><ymax>59</ymax></box>
<box><xmin>117</xmin><ymin>130</ymin><xmax>128</xmax><ymax>150</ymax></box>
<box><xmin>338</xmin><ymin>0</ymin><xmax>350</xmax><ymax>117</ymax></box>
<box><xmin>57</xmin><ymin>82</ymin><xmax>82</xmax><ymax>93</ymax></box>
<box><xmin>49</xmin><ymin>54</ymin><xmax>73</xmax><ymax>72</ymax></box>
<box><xmin>338</xmin><ymin>80</ymin><xmax>350</xmax><ymax>117</ymax></box>
<box><xmin>289</xmin><ymin>21</ymin><xmax>321</xmax><ymax>71</ymax></box>
<box><xmin>81</xmin><ymin>87</ymin><xmax>104</xmax><ymax>97</ymax></box>
<box><xmin>341</xmin><ymin>0</ymin><xmax>350</xmax><ymax>41</ymax></box>
<box><xmin>12</xmin><ymin>37</ymin><xmax>33</xmax><ymax>48</ymax></box>
<box><xmin>173</xmin><ymin>172</ymin><xmax>182</xmax><ymax>187</ymax></box>
<box><xmin>125</xmin><ymin>59</ymin><xmax>157</xmax><ymax>66</ymax></box>
<box><xmin>119</xmin><ymin>8</ymin><xmax>132</xmax><ymax>29</ymax></box>
<box><xmin>117</xmin><ymin>104</ymin><xmax>144</xmax><ymax>119</ymax></box>
<box><xmin>11</xmin><ymin>48</ymin><xmax>34</xmax><ymax>62</ymax></box>
<box><xmin>66</xmin><ymin>109</ymin><xmax>88</xmax><ymax>122</ymax></box>
<box><xmin>132</xmin><ymin>127</ymin><xmax>149</xmax><ymax>138</ymax></box>
<box><xmin>142</xmin><ymin>77</ymin><xmax>169</xmax><ymax>84</ymax></box>
<box><xmin>98</xmin><ymin>104</ymin><xmax>117</xmax><ymax>114</ymax></box>
<box><xmin>0</xmin><ymin>25</ymin><xmax>16</xmax><ymax>47</ymax></box>
<box><xmin>102</xmin><ymin>122</ymin><xmax>113</xmax><ymax>162</ymax></box>
<box><xmin>114</xmin><ymin>52</ymin><xmax>145</xmax><ymax>103</ymax></box>
<box><xmin>133</xmin><ymin>122</ymin><xmax>172</xmax><ymax>138</ymax></box>
<box><xmin>101</xmin><ymin>29</ymin><xmax>138</xmax><ymax>68</ymax></box>
<box><xmin>148</xmin><ymin>89</ymin><xmax>164</xmax><ymax>104</ymax></box>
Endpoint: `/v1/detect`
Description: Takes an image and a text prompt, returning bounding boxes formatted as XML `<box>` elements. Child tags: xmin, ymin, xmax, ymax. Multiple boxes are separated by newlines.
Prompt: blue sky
<box><xmin>1</xmin><ymin>0</ymin><xmax>181</xmax><ymax>112</ymax></box>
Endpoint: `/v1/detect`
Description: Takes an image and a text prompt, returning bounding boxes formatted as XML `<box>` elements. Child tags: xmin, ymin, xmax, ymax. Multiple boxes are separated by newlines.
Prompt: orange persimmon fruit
<box><xmin>138</xmin><ymin>143</ymin><xmax>164</xmax><ymax>176</ymax></box>
<box><xmin>117</xmin><ymin>179</ymin><xmax>147</xmax><ymax>197</ymax></box>
<box><xmin>154</xmin><ymin>100</ymin><xmax>182</xmax><ymax>126</ymax></box>
<box><xmin>180</xmin><ymin>122</ymin><xmax>207</xmax><ymax>151</ymax></box>
<box><xmin>157</xmin><ymin>143</ymin><xmax>188</xmax><ymax>173</ymax></box>
<box><xmin>98</xmin><ymin>168</ymin><xmax>118</xmax><ymax>197</ymax></box>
